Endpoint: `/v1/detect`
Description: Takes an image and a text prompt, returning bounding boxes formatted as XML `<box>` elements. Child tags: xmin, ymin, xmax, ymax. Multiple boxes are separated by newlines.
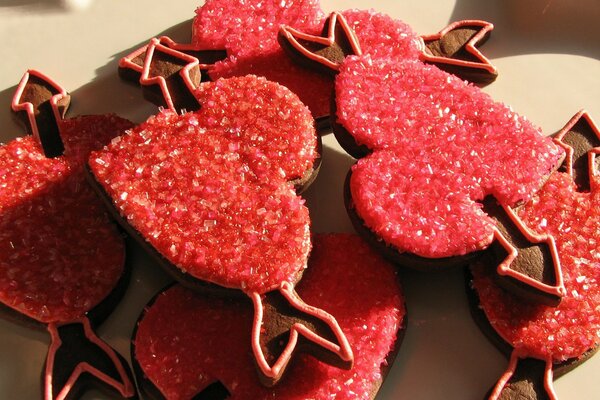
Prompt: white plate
<box><xmin>1</xmin><ymin>0</ymin><xmax>599</xmax><ymax>399</ymax></box>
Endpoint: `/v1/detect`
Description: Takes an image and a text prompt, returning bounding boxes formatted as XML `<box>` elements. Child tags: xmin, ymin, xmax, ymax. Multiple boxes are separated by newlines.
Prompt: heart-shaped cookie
<box><xmin>88</xmin><ymin>54</ymin><xmax>355</xmax><ymax>384</ymax></box>
<box><xmin>280</xmin><ymin>12</ymin><xmax>564</xmax><ymax>279</ymax></box>
<box><xmin>2</xmin><ymin>70</ymin><xmax>136</xmax><ymax>400</ymax></box>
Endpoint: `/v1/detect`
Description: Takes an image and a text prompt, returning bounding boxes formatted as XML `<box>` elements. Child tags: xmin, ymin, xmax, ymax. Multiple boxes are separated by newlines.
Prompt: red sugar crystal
<box><xmin>472</xmin><ymin>172</ymin><xmax>600</xmax><ymax>361</ymax></box>
<box><xmin>0</xmin><ymin>115</ymin><xmax>131</xmax><ymax>323</ymax></box>
<box><xmin>89</xmin><ymin>76</ymin><xmax>317</xmax><ymax>294</ymax></box>
<box><xmin>134</xmin><ymin>233</ymin><xmax>404</xmax><ymax>399</ymax></box>
<box><xmin>339</xmin><ymin>56</ymin><xmax>563</xmax><ymax>258</ymax></box>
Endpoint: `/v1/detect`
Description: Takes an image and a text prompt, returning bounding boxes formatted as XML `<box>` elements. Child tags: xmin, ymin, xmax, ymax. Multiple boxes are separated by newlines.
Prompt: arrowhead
<box><xmin>119</xmin><ymin>36</ymin><xmax>227</xmax><ymax>84</ymax></box>
<box><xmin>139</xmin><ymin>38</ymin><xmax>202</xmax><ymax>112</ymax></box>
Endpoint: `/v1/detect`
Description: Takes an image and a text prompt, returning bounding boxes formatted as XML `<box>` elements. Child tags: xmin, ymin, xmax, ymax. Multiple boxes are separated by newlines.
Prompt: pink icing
<box><xmin>134</xmin><ymin>233</ymin><xmax>404</xmax><ymax>399</ymax></box>
<box><xmin>341</xmin><ymin>9</ymin><xmax>421</xmax><ymax>62</ymax></box>
<box><xmin>472</xmin><ymin>172</ymin><xmax>600</xmax><ymax>361</ymax></box>
<box><xmin>89</xmin><ymin>76</ymin><xmax>317</xmax><ymax>294</ymax></box>
<box><xmin>0</xmin><ymin>115</ymin><xmax>131</xmax><ymax>323</ymax></box>
<box><xmin>338</xmin><ymin>56</ymin><xmax>563</xmax><ymax>257</ymax></box>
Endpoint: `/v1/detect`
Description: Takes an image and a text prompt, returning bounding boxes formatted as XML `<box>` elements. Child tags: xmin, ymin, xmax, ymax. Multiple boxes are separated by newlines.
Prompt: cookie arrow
<box><xmin>119</xmin><ymin>36</ymin><xmax>226</xmax><ymax>85</ymax></box>
<box><xmin>45</xmin><ymin>318</ymin><xmax>136</xmax><ymax>400</ymax></box>
<box><xmin>250</xmin><ymin>281</ymin><xmax>353</xmax><ymax>386</ymax></box>
<box><xmin>278</xmin><ymin>11</ymin><xmax>362</xmax><ymax>75</ymax></box>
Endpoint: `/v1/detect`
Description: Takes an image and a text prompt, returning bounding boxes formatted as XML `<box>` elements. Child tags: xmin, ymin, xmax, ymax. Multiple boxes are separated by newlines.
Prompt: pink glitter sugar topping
<box><xmin>0</xmin><ymin>115</ymin><xmax>132</xmax><ymax>323</ymax></box>
<box><xmin>89</xmin><ymin>76</ymin><xmax>317</xmax><ymax>294</ymax></box>
<box><xmin>193</xmin><ymin>0</ymin><xmax>422</xmax><ymax>118</ymax></box>
<box><xmin>472</xmin><ymin>172</ymin><xmax>600</xmax><ymax>361</ymax></box>
<box><xmin>134</xmin><ymin>233</ymin><xmax>404</xmax><ymax>399</ymax></box>
<box><xmin>338</xmin><ymin>56</ymin><xmax>564</xmax><ymax>258</ymax></box>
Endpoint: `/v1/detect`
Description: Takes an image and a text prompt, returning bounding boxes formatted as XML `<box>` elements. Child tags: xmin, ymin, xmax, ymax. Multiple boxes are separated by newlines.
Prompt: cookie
<box><xmin>281</xmin><ymin>12</ymin><xmax>564</xmax><ymax>273</ymax></box>
<box><xmin>469</xmin><ymin>111</ymin><xmax>600</xmax><ymax>399</ymax></box>
<box><xmin>2</xmin><ymin>70</ymin><xmax>136</xmax><ymax>399</ymax></box>
<box><xmin>87</xmin><ymin>50</ymin><xmax>351</xmax><ymax>384</ymax></box>
<box><xmin>132</xmin><ymin>234</ymin><xmax>405</xmax><ymax>400</ymax></box>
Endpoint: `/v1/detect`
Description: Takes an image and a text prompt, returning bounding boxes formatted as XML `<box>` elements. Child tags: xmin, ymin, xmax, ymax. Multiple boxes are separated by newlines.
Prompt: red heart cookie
<box><xmin>88</xmin><ymin>67</ymin><xmax>355</xmax><ymax>384</ymax></box>
<box><xmin>2</xmin><ymin>70</ymin><xmax>136</xmax><ymax>400</ymax></box>
<box><xmin>469</xmin><ymin>111</ymin><xmax>600</xmax><ymax>399</ymax></box>
<box><xmin>133</xmin><ymin>233</ymin><xmax>405</xmax><ymax>400</ymax></box>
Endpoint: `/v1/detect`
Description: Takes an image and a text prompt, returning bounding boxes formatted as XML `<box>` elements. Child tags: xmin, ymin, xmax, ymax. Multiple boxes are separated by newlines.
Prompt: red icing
<box><xmin>134</xmin><ymin>233</ymin><xmax>404</xmax><ymax>399</ymax></box>
<box><xmin>472</xmin><ymin>171</ymin><xmax>600</xmax><ymax>361</ymax></box>
<box><xmin>0</xmin><ymin>115</ymin><xmax>132</xmax><ymax>323</ymax></box>
<box><xmin>340</xmin><ymin>9</ymin><xmax>421</xmax><ymax>62</ymax></box>
<box><xmin>338</xmin><ymin>56</ymin><xmax>563</xmax><ymax>258</ymax></box>
<box><xmin>193</xmin><ymin>1</ymin><xmax>422</xmax><ymax>118</ymax></box>
<box><xmin>89</xmin><ymin>76</ymin><xmax>317</xmax><ymax>294</ymax></box>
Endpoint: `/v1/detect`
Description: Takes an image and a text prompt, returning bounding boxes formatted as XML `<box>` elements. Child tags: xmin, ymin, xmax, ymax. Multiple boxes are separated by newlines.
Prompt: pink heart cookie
<box><xmin>280</xmin><ymin>12</ymin><xmax>564</xmax><ymax>273</ymax></box>
<box><xmin>2</xmin><ymin>70</ymin><xmax>136</xmax><ymax>400</ymax></box>
<box><xmin>470</xmin><ymin>111</ymin><xmax>600</xmax><ymax>399</ymax></box>
<box><xmin>88</xmin><ymin>65</ymin><xmax>354</xmax><ymax>385</ymax></box>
